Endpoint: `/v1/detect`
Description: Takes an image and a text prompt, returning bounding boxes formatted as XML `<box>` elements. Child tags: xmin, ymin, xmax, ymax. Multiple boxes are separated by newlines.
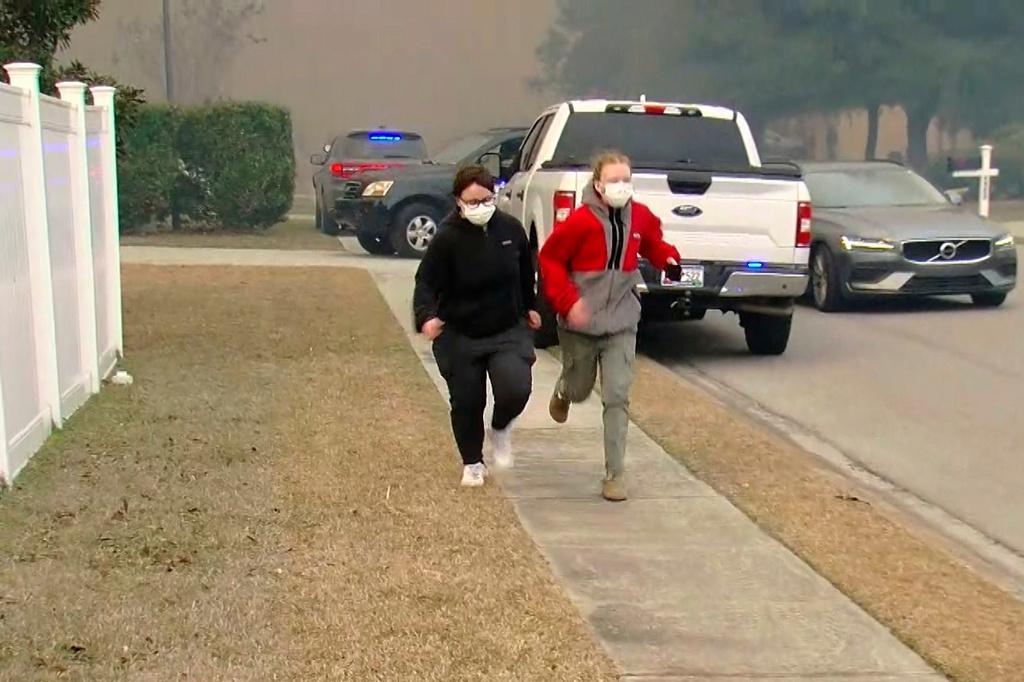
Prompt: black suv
<box><xmin>335</xmin><ymin>127</ymin><xmax>526</xmax><ymax>257</ymax></box>
<box><xmin>311</xmin><ymin>129</ymin><xmax>428</xmax><ymax>236</ymax></box>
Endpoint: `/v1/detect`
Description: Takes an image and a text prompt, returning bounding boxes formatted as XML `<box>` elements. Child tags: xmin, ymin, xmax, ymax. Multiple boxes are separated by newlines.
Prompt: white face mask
<box><xmin>460</xmin><ymin>201</ymin><xmax>496</xmax><ymax>227</ymax></box>
<box><xmin>599</xmin><ymin>180</ymin><xmax>634</xmax><ymax>208</ymax></box>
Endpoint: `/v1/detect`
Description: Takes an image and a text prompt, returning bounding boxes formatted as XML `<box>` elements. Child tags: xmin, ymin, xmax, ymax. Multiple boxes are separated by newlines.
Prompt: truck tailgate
<box><xmin>633</xmin><ymin>172</ymin><xmax>805</xmax><ymax>265</ymax></box>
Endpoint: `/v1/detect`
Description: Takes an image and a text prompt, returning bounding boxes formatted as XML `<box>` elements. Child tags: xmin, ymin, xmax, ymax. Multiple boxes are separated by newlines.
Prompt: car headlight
<box><xmin>840</xmin><ymin>236</ymin><xmax>896</xmax><ymax>252</ymax></box>
<box><xmin>994</xmin><ymin>233</ymin><xmax>1015</xmax><ymax>249</ymax></box>
<box><xmin>362</xmin><ymin>181</ymin><xmax>394</xmax><ymax>198</ymax></box>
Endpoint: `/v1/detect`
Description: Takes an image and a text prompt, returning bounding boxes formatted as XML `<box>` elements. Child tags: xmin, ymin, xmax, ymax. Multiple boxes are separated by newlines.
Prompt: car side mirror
<box><xmin>477</xmin><ymin>151</ymin><xmax>502</xmax><ymax>178</ymax></box>
<box><xmin>310</xmin><ymin>152</ymin><xmax>327</xmax><ymax>165</ymax></box>
<box><xmin>480</xmin><ymin>152</ymin><xmax>516</xmax><ymax>183</ymax></box>
<box><xmin>944</xmin><ymin>188</ymin><xmax>965</xmax><ymax>206</ymax></box>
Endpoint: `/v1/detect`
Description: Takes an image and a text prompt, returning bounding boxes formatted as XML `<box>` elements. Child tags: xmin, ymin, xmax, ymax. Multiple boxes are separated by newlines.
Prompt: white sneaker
<box><xmin>461</xmin><ymin>462</ymin><xmax>487</xmax><ymax>487</ymax></box>
<box><xmin>490</xmin><ymin>425</ymin><xmax>514</xmax><ymax>470</ymax></box>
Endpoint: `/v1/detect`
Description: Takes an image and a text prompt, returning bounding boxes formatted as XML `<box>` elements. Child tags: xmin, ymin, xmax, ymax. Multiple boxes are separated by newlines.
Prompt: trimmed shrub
<box><xmin>118</xmin><ymin>104</ymin><xmax>179</xmax><ymax>231</ymax></box>
<box><xmin>176</xmin><ymin>103</ymin><xmax>294</xmax><ymax>230</ymax></box>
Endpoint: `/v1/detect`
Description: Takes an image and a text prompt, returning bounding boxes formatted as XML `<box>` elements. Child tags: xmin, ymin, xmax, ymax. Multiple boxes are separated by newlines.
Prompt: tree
<box><xmin>0</xmin><ymin>0</ymin><xmax>99</xmax><ymax>75</ymax></box>
<box><xmin>1</xmin><ymin>1</ymin><xmax>145</xmax><ymax>155</ymax></box>
<box><xmin>535</xmin><ymin>0</ymin><xmax>1024</xmax><ymax>169</ymax></box>
<box><xmin>120</xmin><ymin>0</ymin><xmax>264</xmax><ymax>105</ymax></box>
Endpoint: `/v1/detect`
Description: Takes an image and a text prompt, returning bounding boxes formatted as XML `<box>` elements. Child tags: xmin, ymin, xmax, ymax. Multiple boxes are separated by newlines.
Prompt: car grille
<box><xmin>900</xmin><ymin>274</ymin><xmax>990</xmax><ymax>294</ymax></box>
<box><xmin>902</xmin><ymin>239</ymin><xmax>991</xmax><ymax>263</ymax></box>
<box><xmin>341</xmin><ymin>181</ymin><xmax>363</xmax><ymax>200</ymax></box>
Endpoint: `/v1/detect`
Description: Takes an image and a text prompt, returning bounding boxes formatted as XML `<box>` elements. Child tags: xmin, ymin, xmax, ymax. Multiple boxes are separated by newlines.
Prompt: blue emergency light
<box><xmin>746</xmin><ymin>261</ymin><xmax>765</xmax><ymax>269</ymax></box>
<box><xmin>369</xmin><ymin>132</ymin><xmax>403</xmax><ymax>143</ymax></box>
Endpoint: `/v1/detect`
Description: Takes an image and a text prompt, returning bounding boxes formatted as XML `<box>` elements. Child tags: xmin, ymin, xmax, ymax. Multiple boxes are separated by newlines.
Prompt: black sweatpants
<box><xmin>432</xmin><ymin>324</ymin><xmax>535</xmax><ymax>465</ymax></box>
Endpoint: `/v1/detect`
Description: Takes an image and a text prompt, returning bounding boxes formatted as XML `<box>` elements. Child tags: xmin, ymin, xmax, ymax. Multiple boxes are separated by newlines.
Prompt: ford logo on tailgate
<box><xmin>672</xmin><ymin>205</ymin><xmax>703</xmax><ymax>218</ymax></box>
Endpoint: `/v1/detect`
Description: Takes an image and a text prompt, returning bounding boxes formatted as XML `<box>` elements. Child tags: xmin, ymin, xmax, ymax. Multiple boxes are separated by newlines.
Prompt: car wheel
<box><xmin>741</xmin><ymin>313</ymin><xmax>792</xmax><ymax>356</ymax></box>
<box><xmin>320</xmin><ymin>194</ymin><xmax>340</xmax><ymax>236</ymax></box>
<box><xmin>391</xmin><ymin>203</ymin><xmax>441</xmax><ymax>259</ymax></box>
<box><xmin>314</xmin><ymin>193</ymin><xmax>323</xmax><ymax>231</ymax></box>
<box><xmin>971</xmin><ymin>292</ymin><xmax>1007</xmax><ymax>308</ymax></box>
<box><xmin>357</xmin><ymin>230</ymin><xmax>395</xmax><ymax>256</ymax></box>
<box><xmin>533</xmin><ymin>272</ymin><xmax>559</xmax><ymax>349</ymax></box>
<box><xmin>810</xmin><ymin>245</ymin><xmax>846</xmax><ymax>312</ymax></box>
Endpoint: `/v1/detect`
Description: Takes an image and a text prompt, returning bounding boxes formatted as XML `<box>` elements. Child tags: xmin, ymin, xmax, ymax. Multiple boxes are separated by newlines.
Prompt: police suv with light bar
<box><xmin>499</xmin><ymin>99</ymin><xmax>812</xmax><ymax>355</ymax></box>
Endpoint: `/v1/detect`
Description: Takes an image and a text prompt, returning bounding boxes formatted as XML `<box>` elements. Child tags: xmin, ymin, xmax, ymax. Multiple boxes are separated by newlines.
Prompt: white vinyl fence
<box><xmin>0</xmin><ymin>62</ymin><xmax>122</xmax><ymax>485</ymax></box>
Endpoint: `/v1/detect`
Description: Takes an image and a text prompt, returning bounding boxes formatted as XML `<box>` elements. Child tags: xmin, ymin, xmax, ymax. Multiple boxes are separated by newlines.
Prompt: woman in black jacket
<box><xmin>413</xmin><ymin>165</ymin><xmax>540</xmax><ymax>487</ymax></box>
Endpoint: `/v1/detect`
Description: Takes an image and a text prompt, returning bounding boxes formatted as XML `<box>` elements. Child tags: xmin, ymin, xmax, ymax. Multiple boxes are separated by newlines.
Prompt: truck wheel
<box><xmin>742</xmin><ymin>313</ymin><xmax>792</xmax><ymax>356</ymax></box>
<box><xmin>391</xmin><ymin>203</ymin><xmax>441</xmax><ymax>259</ymax></box>
<box><xmin>320</xmin><ymin>194</ymin><xmax>340</xmax><ymax>236</ymax></box>
<box><xmin>357</xmin><ymin>231</ymin><xmax>395</xmax><ymax>255</ymax></box>
<box><xmin>810</xmin><ymin>245</ymin><xmax>846</xmax><ymax>312</ymax></box>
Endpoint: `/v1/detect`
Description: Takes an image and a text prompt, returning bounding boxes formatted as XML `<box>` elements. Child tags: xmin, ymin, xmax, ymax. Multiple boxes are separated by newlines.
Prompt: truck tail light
<box><xmin>553</xmin><ymin>191</ymin><xmax>576</xmax><ymax>228</ymax></box>
<box><xmin>796</xmin><ymin>201</ymin><xmax>812</xmax><ymax>247</ymax></box>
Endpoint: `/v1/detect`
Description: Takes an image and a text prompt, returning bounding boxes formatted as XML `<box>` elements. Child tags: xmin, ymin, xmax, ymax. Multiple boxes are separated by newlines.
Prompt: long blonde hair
<box><xmin>591</xmin><ymin>150</ymin><xmax>631</xmax><ymax>183</ymax></box>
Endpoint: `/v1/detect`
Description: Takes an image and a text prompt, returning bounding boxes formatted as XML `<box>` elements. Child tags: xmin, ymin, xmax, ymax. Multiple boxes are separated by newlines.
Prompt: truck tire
<box><xmin>391</xmin><ymin>203</ymin><xmax>441</xmax><ymax>259</ymax></box>
<box><xmin>741</xmin><ymin>312</ymin><xmax>792</xmax><ymax>356</ymax></box>
<box><xmin>357</xmin><ymin>231</ymin><xmax>395</xmax><ymax>255</ymax></box>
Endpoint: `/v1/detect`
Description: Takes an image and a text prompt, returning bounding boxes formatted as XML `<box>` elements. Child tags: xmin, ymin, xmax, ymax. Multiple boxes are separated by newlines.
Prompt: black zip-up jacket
<box><xmin>413</xmin><ymin>209</ymin><xmax>536</xmax><ymax>339</ymax></box>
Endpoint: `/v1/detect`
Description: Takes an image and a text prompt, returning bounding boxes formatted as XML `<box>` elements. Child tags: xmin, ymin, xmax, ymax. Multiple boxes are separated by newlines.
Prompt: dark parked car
<box><xmin>311</xmin><ymin>129</ymin><xmax>428</xmax><ymax>236</ymax></box>
<box><xmin>335</xmin><ymin>127</ymin><xmax>527</xmax><ymax>258</ymax></box>
<box><xmin>802</xmin><ymin>160</ymin><xmax>1017</xmax><ymax>311</ymax></box>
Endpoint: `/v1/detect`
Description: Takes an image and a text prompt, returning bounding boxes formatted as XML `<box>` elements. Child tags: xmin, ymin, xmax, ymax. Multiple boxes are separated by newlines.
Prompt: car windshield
<box><xmin>431</xmin><ymin>134</ymin><xmax>494</xmax><ymax>164</ymax></box>
<box><xmin>804</xmin><ymin>168</ymin><xmax>948</xmax><ymax>208</ymax></box>
<box><xmin>552</xmin><ymin>112</ymin><xmax>750</xmax><ymax>167</ymax></box>
<box><xmin>335</xmin><ymin>132</ymin><xmax>427</xmax><ymax>160</ymax></box>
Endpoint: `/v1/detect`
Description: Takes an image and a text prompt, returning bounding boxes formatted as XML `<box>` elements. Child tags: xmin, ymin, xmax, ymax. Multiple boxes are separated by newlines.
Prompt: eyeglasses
<box><xmin>459</xmin><ymin>196</ymin><xmax>495</xmax><ymax>208</ymax></box>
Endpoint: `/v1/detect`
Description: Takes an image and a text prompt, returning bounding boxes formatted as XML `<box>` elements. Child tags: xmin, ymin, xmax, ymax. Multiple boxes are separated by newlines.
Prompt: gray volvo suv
<box><xmin>802</xmin><ymin>161</ymin><xmax>1017</xmax><ymax>311</ymax></box>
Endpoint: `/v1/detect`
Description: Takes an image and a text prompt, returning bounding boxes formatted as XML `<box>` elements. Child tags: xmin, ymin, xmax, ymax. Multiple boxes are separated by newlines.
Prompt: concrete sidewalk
<box><xmin>370</xmin><ymin>268</ymin><xmax>942</xmax><ymax>681</ymax></box>
<box><xmin>122</xmin><ymin>246</ymin><xmax>942</xmax><ymax>680</ymax></box>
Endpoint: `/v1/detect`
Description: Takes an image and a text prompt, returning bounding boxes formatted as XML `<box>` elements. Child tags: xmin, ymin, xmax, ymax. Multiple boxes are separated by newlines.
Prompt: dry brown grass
<box><xmin>628</xmin><ymin>357</ymin><xmax>1024</xmax><ymax>682</ymax></box>
<box><xmin>120</xmin><ymin>217</ymin><xmax>341</xmax><ymax>251</ymax></box>
<box><xmin>0</xmin><ymin>266</ymin><xmax>615</xmax><ymax>681</ymax></box>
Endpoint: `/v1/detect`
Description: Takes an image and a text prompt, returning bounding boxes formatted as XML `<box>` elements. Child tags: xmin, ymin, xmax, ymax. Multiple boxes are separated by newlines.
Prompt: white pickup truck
<box><xmin>498</xmin><ymin>99</ymin><xmax>811</xmax><ymax>355</ymax></box>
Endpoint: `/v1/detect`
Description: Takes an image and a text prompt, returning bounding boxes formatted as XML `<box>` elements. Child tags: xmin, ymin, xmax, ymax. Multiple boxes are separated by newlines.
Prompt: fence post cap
<box><xmin>56</xmin><ymin>81</ymin><xmax>88</xmax><ymax>102</ymax></box>
<box><xmin>89</xmin><ymin>85</ymin><xmax>117</xmax><ymax>94</ymax></box>
<box><xmin>3</xmin><ymin>61</ymin><xmax>42</xmax><ymax>74</ymax></box>
<box><xmin>55</xmin><ymin>81</ymin><xmax>88</xmax><ymax>92</ymax></box>
<box><xmin>4</xmin><ymin>62</ymin><xmax>42</xmax><ymax>88</ymax></box>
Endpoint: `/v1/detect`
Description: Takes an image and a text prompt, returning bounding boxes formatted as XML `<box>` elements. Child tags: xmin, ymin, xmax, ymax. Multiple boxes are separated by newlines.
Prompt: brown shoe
<box><xmin>549</xmin><ymin>391</ymin><xmax>570</xmax><ymax>424</ymax></box>
<box><xmin>601</xmin><ymin>477</ymin><xmax>628</xmax><ymax>502</ymax></box>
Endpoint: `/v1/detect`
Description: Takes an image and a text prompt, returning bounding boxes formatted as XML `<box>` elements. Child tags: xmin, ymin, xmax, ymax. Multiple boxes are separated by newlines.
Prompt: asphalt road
<box><xmin>641</xmin><ymin>283</ymin><xmax>1024</xmax><ymax>559</ymax></box>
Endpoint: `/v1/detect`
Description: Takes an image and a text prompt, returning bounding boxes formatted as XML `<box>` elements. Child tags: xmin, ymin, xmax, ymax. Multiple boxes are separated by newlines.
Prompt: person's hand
<box><xmin>565</xmin><ymin>299</ymin><xmax>590</xmax><ymax>330</ymax></box>
<box><xmin>527</xmin><ymin>310</ymin><xmax>542</xmax><ymax>330</ymax></box>
<box><xmin>666</xmin><ymin>257</ymin><xmax>678</xmax><ymax>266</ymax></box>
<box><xmin>421</xmin><ymin>317</ymin><xmax>445</xmax><ymax>340</ymax></box>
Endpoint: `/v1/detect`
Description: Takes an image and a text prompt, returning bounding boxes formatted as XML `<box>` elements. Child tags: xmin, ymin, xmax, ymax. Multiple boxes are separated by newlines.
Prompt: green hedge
<box><xmin>119</xmin><ymin>105</ymin><xmax>179</xmax><ymax>231</ymax></box>
<box><xmin>119</xmin><ymin>102</ymin><xmax>294</xmax><ymax>231</ymax></box>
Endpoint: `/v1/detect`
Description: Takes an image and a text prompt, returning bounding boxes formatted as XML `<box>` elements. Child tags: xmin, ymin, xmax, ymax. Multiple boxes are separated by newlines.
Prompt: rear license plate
<box><xmin>662</xmin><ymin>265</ymin><xmax>704</xmax><ymax>289</ymax></box>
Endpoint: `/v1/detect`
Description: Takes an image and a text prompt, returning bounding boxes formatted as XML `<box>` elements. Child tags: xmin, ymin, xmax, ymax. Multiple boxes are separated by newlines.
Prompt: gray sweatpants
<box><xmin>555</xmin><ymin>327</ymin><xmax>637</xmax><ymax>479</ymax></box>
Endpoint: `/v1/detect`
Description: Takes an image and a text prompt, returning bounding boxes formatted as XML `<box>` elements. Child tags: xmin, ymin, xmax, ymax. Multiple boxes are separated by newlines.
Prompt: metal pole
<box><xmin>162</xmin><ymin>0</ymin><xmax>175</xmax><ymax>103</ymax></box>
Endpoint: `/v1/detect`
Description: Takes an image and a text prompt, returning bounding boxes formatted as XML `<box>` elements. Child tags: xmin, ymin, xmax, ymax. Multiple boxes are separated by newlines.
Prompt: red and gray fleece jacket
<box><xmin>539</xmin><ymin>185</ymin><xmax>680</xmax><ymax>337</ymax></box>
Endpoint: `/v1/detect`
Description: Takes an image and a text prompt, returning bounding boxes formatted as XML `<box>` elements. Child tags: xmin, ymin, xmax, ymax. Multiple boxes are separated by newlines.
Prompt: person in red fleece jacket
<box><xmin>539</xmin><ymin>151</ymin><xmax>680</xmax><ymax>501</ymax></box>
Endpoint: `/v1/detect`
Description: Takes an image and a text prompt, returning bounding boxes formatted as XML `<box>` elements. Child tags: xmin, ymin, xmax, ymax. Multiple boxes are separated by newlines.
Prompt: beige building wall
<box><xmin>65</xmin><ymin>0</ymin><xmax>559</xmax><ymax>190</ymax></box>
